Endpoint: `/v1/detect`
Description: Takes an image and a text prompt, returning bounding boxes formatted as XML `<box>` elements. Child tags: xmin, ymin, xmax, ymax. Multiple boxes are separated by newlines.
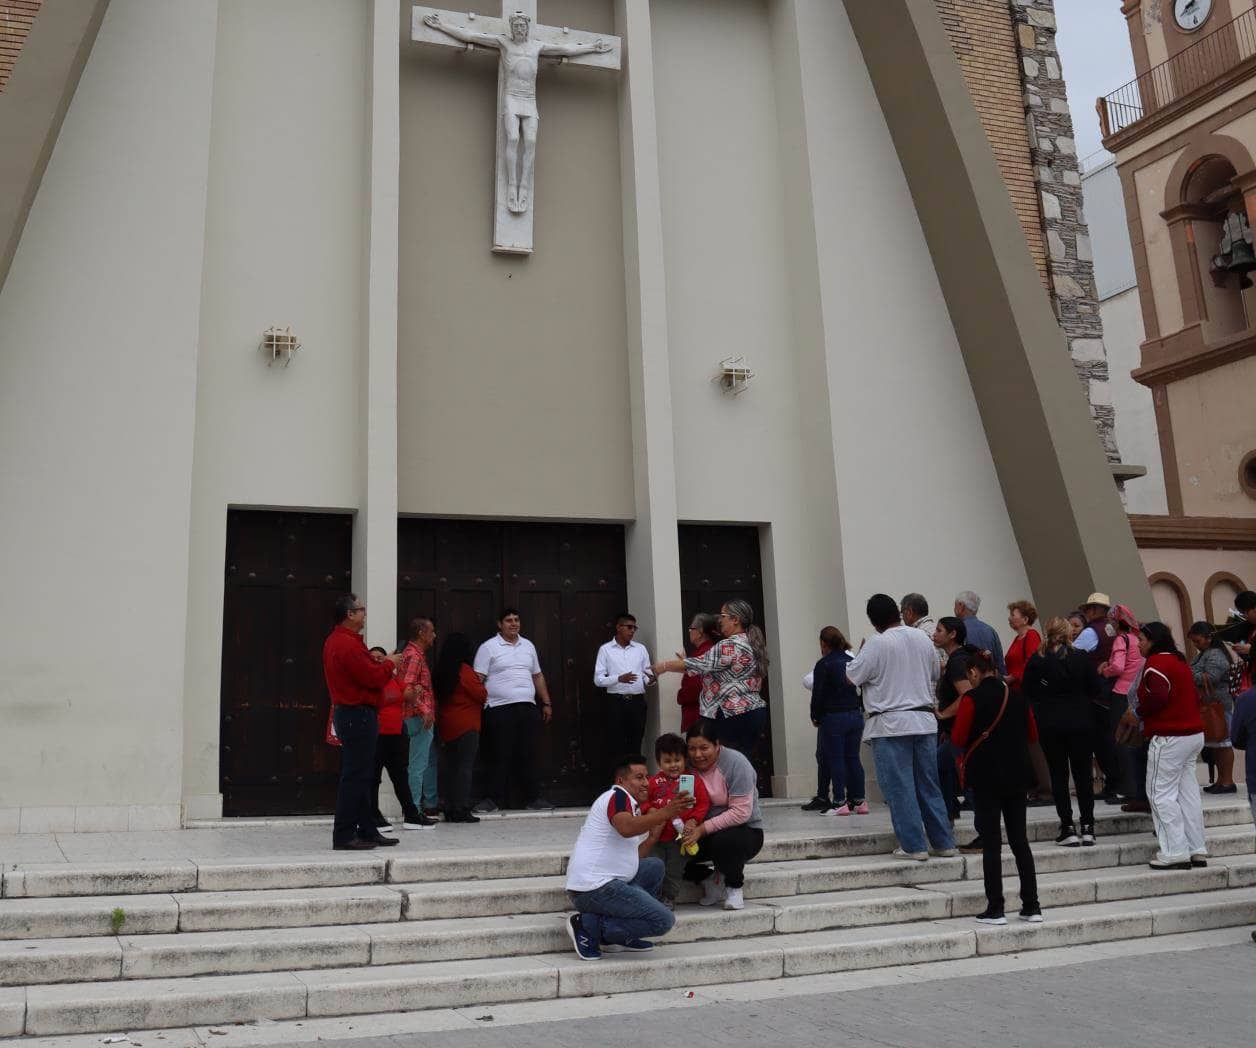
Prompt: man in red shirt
<box><xmin>399</xmin><ymin>617</ymin><xmax>439</xmax><ymax>821</ymax></box>
<box><xmin>323</xmin><ymin>594</ymin><xmax>400</xmax><ymax>850</ymax></box>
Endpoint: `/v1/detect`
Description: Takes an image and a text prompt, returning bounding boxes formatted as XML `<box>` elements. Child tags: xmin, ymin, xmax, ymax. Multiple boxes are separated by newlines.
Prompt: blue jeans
<box><xmin>569</xmin><ymin>856</ymin><xmax>675</xmax><ymax>946</ymax></box>
<box><xmin>871</xmin><ymin>733</ymin><xmax>955</xmax><ymax>854</ymax></box>
<box><xmin>819</xmin><ymin>710</ymin><xmax>865</xmax><ymax>805</ymax></box>
<box><xmin>403</xmin><ymin>717</ymin><xmax>438</xmax><ymax>810</ymax></box>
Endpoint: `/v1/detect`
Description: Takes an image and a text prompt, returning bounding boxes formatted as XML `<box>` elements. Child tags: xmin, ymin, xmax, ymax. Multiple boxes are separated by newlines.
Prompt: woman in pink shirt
<box><xmin>678</xmin><ymin>719</ymin><xmax>763</xmax><ymax>912</ymax></box>
<box><xmin>1099</xmin><ymin>605</ymin><xmax>1146</xmax><ymax>806</ymax></box>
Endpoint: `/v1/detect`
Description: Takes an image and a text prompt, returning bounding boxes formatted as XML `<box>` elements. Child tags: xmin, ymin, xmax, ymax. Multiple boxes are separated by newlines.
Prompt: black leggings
<box><xmin>1037</xmin><ymin>708</ymin><xmax>1094</xmax><ymax>827</ymax></box>
<box><xmin>973</xmin><ymin>786</ymin><xmax>1038</xmax><ymax>914</ymax></box>
<box><xmin>683</xmin><ymin>824</ymin><xmax>764</xmax><ymax>889</ymax></box>
<box><xmin>373</xmin><ymin>732</ymin><xmax>420</xmax><ymax>822</ymax></box>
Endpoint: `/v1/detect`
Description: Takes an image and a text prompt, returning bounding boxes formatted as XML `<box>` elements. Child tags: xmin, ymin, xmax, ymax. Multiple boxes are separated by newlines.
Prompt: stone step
<box><xmin>9</xmin><ymin>887</ymin><xmax>1256</xmax><ymax>1036</ymax></box>
<box><xmin>0</xmin><ymin>885</ymin><xmax>405</xmax><ymax>942</ymax></box>
<box><xmin>6</xmin><ymin>800</ymin><xmax>1248</xmax><ymax>900</ymax></box>
<box><xmin>3</xmin><ymin>852</ymin><xmax>1252</xmax><ymax>988</ymax></box>
<box><xmin>1</xmin><ymin>823</ymin><xmax>1249</xmax><ymax>943</ymax></box>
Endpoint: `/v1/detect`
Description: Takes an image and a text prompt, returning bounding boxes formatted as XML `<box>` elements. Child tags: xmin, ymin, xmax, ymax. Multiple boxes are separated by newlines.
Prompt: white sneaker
<box><xmin>699</xmin><ymin>874</ymin><xmax>725</xmax><ymax>907</ymax></box>
<box><xmin>892</xmin><ymin>848</ymin><xmax>929</xmax><ymax>862</ymax></box>
<box><xmin>929</xmin><ymin>847</ymin><xmax>958</xmax><ymax>858</ymax></box>
<box><xmin>723</xmin><ymin>887</ymin><xmax>745</xmax><ymax>910</ymax></box>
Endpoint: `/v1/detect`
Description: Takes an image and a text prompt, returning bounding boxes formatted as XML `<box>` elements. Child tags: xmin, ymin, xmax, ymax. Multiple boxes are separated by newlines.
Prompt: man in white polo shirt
<box><xmin>564</xmin><ymin>754</ymin><xmax>690</xmax><ymax>961</ymax></box>
<box><xmin>473</xmin><ymin>607</ymin><xmax>554</xmax><ymax>812</ymax></box>
<box><xmin>593</xmin><ymin>612</ymin><xmax>655</xmax><ymax>778</ymax></box>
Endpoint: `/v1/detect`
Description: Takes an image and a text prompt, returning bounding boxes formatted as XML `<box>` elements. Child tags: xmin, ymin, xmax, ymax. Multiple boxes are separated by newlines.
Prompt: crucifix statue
<box><xmin>411</xmin><ymin>3</ymin><xmax>622</xmax><ymax>254</ymax></box>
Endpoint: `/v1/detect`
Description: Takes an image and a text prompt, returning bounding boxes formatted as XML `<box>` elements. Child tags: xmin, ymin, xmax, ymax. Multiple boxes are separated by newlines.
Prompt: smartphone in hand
<box><xmin>678</xmin><ymin>773</ymin><xmax>695</xmax><ymax>799</ymax></box>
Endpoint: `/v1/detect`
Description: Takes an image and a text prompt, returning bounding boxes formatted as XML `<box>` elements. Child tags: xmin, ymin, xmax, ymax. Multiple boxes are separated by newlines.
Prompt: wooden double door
<box><xmin>397</xmin><ymin>519</ymin><xmax>628</xmax><ymax>806</ymax></box>
<box><xmin>219</xmin><ymin>510</ymin><xmax>353</xmax><ymax>816</ymax></box>
<box><xmin>679</xmin><ymin>524</ymin><xmax>774</xmax><ymax>795</ymax></box>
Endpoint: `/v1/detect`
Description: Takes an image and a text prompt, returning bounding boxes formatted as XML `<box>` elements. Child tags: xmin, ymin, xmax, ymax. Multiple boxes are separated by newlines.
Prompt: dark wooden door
<box><xmin>219</xmin><ymin>511</ymin><xmax>352</xmax><ymax>816</ymax></box>
<box><xmin>397</xmin><ymin>519</ymin><xmax>627</xmax><ymax>806</ymax></box>
<box><xmin>678</xmin><ymin>524</ymin><xmax>774</xmax><ymax>795</ymax></box>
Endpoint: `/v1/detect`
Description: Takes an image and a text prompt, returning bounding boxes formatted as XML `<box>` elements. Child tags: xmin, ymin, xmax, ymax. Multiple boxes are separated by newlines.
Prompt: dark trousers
<box><xmin>683</xmin><ymin>824</ymin><xmax>764</xmax><ymax>889</ymax></box>
<box><xmin>936</xmin><ymin>735</ymin><xmax>961</xmax><ymax>821</ymax></box>
<box><xmin>815</xmin><ymin>730</ymin><xmax>831</xmax><ymax>801</ymax></box>
<box><xmin>717</xmin><ymin>707</ymin><xmax>768</xmax><ymax>759</ymax></box>
<box><xmin>1091</xmin><ymin>694</ymin><xmax>1117</xmax><ymax>792</ymax></box>
<box><xmin>373</xmin><ymin>731</ymin><xmax>420</xmax><ymax>822</ymax></box>
<box><xmin>973</xmin><ymin>786</ymin><xmax>1038</xmax><ymax>914</ymax></box>
<box><xmin>1108</xmin><ymin>693</ymin><xmax>1143</xmax><ymax>798</ymax></box>
<box><xmin>819</xmin><ymin>710</ymin><xmax>866</xmax><ymax>805</ymax></box>
<box><xmin>442</xmin><ymin>730</ymin><xmax>479</xmax><ymax>814</ymax></box>
<box><xmin>1037</xmin><ymin>707</ymin><xmax>1094</xmax><ymax>827</ymax></box>
<box><xmin>483</xmin><ymin>701</ymin><xmax>541</xmax><ymax>807</ymax></box>
<box><xmin>604</xmin><ymin>693</ymin><xmax>648</xmax><ymax>776</ymax></box>
<box><xmin>332</xmin><ymin>705</ymin><xmax>379</xmax><ymax>845</ymax></box>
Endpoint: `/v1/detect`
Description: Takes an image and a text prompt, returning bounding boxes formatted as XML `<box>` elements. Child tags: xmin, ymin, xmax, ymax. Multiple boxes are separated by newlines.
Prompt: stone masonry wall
<box><xmin>934</xmin><ymin>0</ymin><xmax>1121</xmax><ymax>466</ymax></box>
<box><xmin>1010</xmin><ymin>0</ymin><xmax>1120</xmax><ymax>462</ymax></box>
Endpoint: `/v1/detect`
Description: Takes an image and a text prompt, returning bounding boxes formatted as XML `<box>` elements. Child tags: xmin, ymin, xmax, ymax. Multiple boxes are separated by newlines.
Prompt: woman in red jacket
<box><xmin>1136</xmin><ymin>622</ymin><xmax>1206</xmax><ymax>870</ymax></box>
<box><xmin>433</xmin><ymin>633</ymin><xmax>489</xmax><ymax>824</ymax></box>
<box><xmin>677</xmin><ymin>614</ymin><xmax>720</xmax><ymax>733</ymax></box>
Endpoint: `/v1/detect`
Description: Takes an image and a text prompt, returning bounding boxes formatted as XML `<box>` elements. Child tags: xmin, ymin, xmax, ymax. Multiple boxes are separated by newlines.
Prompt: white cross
<box><xmin>411</xmin><ymin>2</ymin><xmax>622</xmax><ymax>255</ymax></box>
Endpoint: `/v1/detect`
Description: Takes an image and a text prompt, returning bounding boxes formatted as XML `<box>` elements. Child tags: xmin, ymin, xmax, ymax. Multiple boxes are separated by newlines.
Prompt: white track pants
<box><xmin>1147</xmin><ymin>732</ymin><xmax>1205</xmax><ymax>862</ymax></box>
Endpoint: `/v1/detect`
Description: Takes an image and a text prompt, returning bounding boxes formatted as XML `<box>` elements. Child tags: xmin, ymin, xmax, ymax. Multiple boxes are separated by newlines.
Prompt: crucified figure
<box><xmin>424</xmin><ymin>10</ymin><xmax>611</xmax><ymax>213</ymax></box>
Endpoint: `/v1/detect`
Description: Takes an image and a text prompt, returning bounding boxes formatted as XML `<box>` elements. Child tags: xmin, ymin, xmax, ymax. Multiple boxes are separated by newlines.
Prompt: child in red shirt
<box><xmin>648</xmin><ymin>732</ymin><xmax>711</xmax><ymax>905</ymax></box>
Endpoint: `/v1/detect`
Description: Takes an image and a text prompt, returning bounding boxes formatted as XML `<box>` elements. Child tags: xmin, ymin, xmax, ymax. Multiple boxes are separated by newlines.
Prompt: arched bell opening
<box><xmin>1182</xmin><ymin>154</ymin><xmax>1252</xmax><ymax>338</ymax></box>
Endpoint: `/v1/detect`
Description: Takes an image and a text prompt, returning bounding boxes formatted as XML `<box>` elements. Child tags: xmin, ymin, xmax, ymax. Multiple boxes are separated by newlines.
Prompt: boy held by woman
<box><xmin>647</xmin><ymin>733</ymin><xmax>711</xmax><ymax>906</ymax></box>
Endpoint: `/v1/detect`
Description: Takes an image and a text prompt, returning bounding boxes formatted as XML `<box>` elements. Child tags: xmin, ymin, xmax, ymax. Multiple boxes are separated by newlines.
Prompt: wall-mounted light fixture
<box><xmin>715</xmin><ymin>355</ymin><xmax>755</xmax><ymax>396</ymax></box>
<box><xmin>260</xmin><ymin>326</ymin><xmax>301</xmax><ymax>367</ymax></box>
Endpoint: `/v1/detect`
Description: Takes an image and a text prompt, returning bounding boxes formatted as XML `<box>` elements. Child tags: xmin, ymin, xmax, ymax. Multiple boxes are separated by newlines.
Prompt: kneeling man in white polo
<box><xmin>564</xmin><ymin>755</ymin><xmax>691</xmax><ymax>961</ymax></box>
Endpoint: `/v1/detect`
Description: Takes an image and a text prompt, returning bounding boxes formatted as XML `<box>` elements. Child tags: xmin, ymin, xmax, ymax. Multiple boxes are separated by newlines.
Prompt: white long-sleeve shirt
<box><xmin>593</xmin><ymin>639</ymin><xmax>653</xmax><ymax>695</ymax></box>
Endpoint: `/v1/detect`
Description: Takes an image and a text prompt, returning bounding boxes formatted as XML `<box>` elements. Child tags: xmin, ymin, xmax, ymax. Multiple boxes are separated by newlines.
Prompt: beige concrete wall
<box><xmin>181</xmin><ymin>0</ymin><xmax>372</xmax><ymax>815</ymax></box>
<box><xmin>1166</xmin><ymin>356</ymin><xmax>1256</xmax><ymax>517</ymax></box>
<box><xmin>653</xmin><ymin>0</ymin><xmax>1032</xmax><ymax>796</ymax></box>
<box><xmin>0</xmin><ymin>0</ymin><xmax>217</xmax><ymax>829</ymax></box>
<box><xmin>1134</xmin><ymin>147</ymin><xmax>1187</xmax><ymax>335</ymax></box>
<box><xmin>396</xmin><ymin>0</ymin><xmax>632</xmax><ymax>520</ymax></box>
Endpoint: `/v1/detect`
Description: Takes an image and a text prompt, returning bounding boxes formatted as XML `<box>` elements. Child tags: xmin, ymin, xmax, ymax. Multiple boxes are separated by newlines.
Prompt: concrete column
<box><xmin>614</xmin><ymin>0</ymin><xmax>685</xmax><ymax>753</ymax></box>
<box><xmin>355</xmin><ymin>0</ymin><xmax>401</xmax><ymax>648</ymax></box>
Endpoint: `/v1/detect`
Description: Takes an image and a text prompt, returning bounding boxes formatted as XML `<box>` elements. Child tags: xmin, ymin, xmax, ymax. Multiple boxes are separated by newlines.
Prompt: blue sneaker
<box><xmin>601</xmin><ymin>938</ymin><xmax>654</xmax><ymax>953</ymax></box>
<box><xmin>567</xmin><ymin>914</ymin><xmax>601</xmax><ymax>961</ymax></box>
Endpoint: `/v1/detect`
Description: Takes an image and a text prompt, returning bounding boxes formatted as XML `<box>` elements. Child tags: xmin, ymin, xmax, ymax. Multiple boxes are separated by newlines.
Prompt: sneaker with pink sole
<box><xmin>853</xmin><ymin>801</ymin><xmax>870</xmax><ymax>815</ymax></box>
<box><xmin>828</xmin><ymin>804</ymin><xmax>852</xmax><ymax>816</ymax></box>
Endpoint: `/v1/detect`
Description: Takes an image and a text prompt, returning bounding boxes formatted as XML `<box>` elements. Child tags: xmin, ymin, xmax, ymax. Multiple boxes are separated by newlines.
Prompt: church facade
<box><xmin>0</xmin><ymin>0</ymin><xmax>1146</xmax><ymax>830</ymax></box>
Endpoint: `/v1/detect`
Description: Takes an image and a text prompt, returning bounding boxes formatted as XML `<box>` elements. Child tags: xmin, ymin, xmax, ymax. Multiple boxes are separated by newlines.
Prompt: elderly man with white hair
<box><xmin>953</xmin><ymin>591</ymin><xmax>1006</xmax><ymax>676</ymax></box>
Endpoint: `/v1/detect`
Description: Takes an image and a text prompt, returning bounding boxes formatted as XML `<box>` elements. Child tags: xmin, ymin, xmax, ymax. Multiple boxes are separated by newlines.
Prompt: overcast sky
<box><xmin>1055</xmin><ymin>0</ymin><xmax>1137</xmax><ymax>169</ymax></box>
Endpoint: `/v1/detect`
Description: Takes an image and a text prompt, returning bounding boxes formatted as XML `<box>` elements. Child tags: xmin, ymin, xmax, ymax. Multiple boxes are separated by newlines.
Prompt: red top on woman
<box><xmin>1004</xmin><ymin>629</ymin><xmax>1041</xmax><ymax>690</ymax></box>
<box><xmin>677</xmin><ymin>638</ymin><xmax>712</xmax><ymax>731</ymax></box>
<box><xmin>378</xmin><ymin>679</ymin><xmax>404</xmax><ymax>735</ymax></box>
<box><xmin>437</xmin><ymin>663</ymin><xmax>489</xmax><ymax>743</ymax></box>
<box><xmin>1137</xmin><ymin>652</ymin><xmax>1205</xmax><ymax>738</ymax></box>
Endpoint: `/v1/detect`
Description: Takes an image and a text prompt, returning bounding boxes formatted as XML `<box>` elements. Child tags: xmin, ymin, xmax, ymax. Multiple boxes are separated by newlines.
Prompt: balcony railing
<box><xmin>1098</xmin><ymin>8</ymin><xmax>1256</xmax><ymax>139</ymax></box>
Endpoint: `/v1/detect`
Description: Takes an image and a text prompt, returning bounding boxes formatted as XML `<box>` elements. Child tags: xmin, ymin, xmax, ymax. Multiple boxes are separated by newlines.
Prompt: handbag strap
<box><xmin>963</xmin><ymin>683</ymin><xmax>1010</xmax><ymax>764</ymax></box>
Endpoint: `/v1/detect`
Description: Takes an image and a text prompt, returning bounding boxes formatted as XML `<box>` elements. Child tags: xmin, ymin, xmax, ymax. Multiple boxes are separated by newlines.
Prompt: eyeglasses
<box><xmin>351</xmin><ymin>606</ymin><xmax>366</xmax><ymax>613</ymax></box>
<box><xmin>620</xmin><ymin>624</ymin><xmax>638</xmax><ymax>631</ymax></box>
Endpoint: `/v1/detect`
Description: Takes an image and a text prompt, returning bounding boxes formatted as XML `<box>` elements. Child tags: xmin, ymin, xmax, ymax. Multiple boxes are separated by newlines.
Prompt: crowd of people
<box><xmin>318</xmin><ymin>583</ymin><xmax>1256</xmax><ymax>951</ymax></box>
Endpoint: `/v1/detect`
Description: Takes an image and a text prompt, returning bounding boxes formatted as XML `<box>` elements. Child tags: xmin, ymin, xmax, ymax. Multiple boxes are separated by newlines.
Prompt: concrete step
<box><xmin>9</xmin><ymin>887</ymin><xmax>1256</xmax><ymax>1036</ymax></box>
<box><xmin>0</xmin><ymin>885</ymin><xmax>404</xmax><ymax>941</ymax></box>
<box><xmin>6</xmin><ymin>800</ymin><xmax>1248</xmax><ymax>900</ymax></box>
<box><xmin>3</xmin><ymin>852</ymin><xmax>1252</xmax><ymax>988</ymax></box>
<box><xmin>1</xmin><ymin>823</ymin><xmax>1249</xmax><ymax>943</ymax></box>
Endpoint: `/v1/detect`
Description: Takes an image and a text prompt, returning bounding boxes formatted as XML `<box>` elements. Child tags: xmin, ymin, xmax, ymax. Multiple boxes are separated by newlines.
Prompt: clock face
<box><xmin>1175</xmin><ymin>0</ymin><xmax>1214</xmax><ymax>31</ymax></box>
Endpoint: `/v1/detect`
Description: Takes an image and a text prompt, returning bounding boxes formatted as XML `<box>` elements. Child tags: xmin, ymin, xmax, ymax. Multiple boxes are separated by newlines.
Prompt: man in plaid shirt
<box><xmin>399</xmin><ymin>617</ymin><xmax>439</xmax><ymax>828</ymax></box>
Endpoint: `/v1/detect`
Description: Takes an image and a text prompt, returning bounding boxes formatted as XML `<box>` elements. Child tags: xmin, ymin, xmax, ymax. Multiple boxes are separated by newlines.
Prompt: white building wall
<box><xmin>0</xmin><ymin>0</ymin><xmax>218</xmax><ymax>830</ymax></box>
<box><xmin>181</xmin><ymin>0</ymin><xmax>371</xmax><ymax>816</ymax></box>
<box><xmin>1082</xmin><ymin>159</ymin><xmax>1168</xmax><ymax>515</ymax></box>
